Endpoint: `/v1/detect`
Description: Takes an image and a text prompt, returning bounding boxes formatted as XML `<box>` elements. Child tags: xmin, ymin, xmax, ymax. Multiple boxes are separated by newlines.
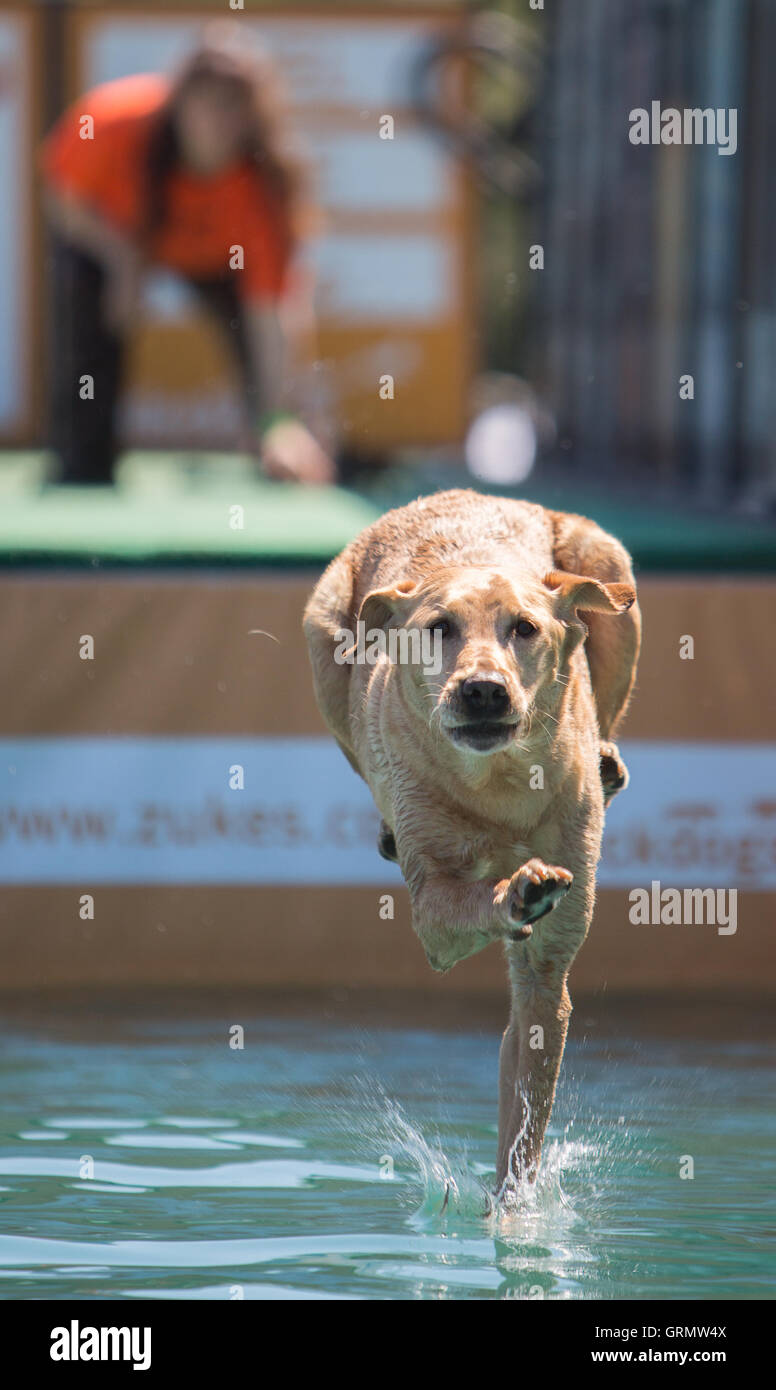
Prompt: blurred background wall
<box><xmin>535</xmin><ymin>0</ymin><xmax>776</xmax><ymax>512</ymax></box>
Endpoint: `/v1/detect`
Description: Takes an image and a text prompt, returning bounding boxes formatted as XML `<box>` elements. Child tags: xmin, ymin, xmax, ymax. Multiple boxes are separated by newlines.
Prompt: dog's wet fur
<box><xmin>304</xmin><ymin>491</ymin><xmax>640</xmax><ymax>1195</ymax></box>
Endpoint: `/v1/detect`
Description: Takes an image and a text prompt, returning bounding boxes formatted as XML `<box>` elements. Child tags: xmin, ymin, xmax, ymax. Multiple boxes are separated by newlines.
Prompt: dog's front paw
<box><xmin>498</xmin><ymin>859</ymin><xmax>574</xmax><ymax>941</ymax></box>
<box><xmin>600</xmin><ymin>740</ymin><xmax>629</xmax><ymax>805</ymax></box>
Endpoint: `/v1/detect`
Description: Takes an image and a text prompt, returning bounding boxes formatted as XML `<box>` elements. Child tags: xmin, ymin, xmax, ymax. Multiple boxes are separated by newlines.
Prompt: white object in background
<box><xmin>465</xmin><ymin>403</ymin><xmax>537</xmax><ymax>484</ymax></box>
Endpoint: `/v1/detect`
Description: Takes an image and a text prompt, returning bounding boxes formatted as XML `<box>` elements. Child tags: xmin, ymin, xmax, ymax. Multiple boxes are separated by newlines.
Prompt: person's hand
<box><xmin>103</xmin><ymin>248</ymin><xmax>144</xmax><ymax>334</ymax></box>
<box><xmin>259</xmin><ymin>418</ymin><xmax>335</xmax><ymax>485</ymax></box>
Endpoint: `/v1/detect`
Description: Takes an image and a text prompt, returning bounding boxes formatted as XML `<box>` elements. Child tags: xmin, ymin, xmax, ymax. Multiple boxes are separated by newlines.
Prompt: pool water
<box><xmin>0</xmin><ymin>1000</ymin><xmax>772</xmax><ymax>1301</ymax></box>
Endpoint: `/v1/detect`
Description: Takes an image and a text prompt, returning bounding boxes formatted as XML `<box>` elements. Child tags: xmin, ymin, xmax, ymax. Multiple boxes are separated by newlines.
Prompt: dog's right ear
<box><xmin>544</xmin><ymin>570</ymin><xmax>636</xmax><ymax>620</ymax></box>
<box><xmin>357</xmin><ymin>580</ymin><xmax>420</xmax><ymax>631</ymax></box>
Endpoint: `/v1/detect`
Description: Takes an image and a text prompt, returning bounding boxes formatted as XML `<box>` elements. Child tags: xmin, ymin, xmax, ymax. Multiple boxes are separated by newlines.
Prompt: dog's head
<box><xmin>358</xmin><ymin>565</ymin><xmax>635</xmax><ymax>756</ymax></box>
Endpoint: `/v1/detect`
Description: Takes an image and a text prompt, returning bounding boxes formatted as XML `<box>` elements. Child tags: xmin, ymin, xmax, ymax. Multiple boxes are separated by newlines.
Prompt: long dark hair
<box><xmin>143</xmin><ymin>24</ymin><xmax>316</xmax><ymax>248</ymax></box>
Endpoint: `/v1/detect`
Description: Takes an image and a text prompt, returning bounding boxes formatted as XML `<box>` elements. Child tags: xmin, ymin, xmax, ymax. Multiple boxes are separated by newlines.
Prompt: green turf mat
<box><xmin>0</xmin><ymin>453</ymin><xmax>381</xmax><ymax>567</ymax></box>
<box><xmin>0</xmin><ymin>452</ymin><xmax>774</xmax><ymax>571</ymax></box>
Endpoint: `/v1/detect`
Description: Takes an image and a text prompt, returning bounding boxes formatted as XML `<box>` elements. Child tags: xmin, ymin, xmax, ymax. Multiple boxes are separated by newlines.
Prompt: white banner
<box><xmin>0</xmin><ymin>739</ymin><xmax>773</xmax><ymax>889</ymax></box>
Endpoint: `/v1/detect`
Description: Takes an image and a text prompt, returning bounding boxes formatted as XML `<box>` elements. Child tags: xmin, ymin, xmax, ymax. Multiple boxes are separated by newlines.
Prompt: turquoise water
<box><xmin>0</xmin><ymin>1002</ymin><xmax>772</xmax><ymax>1300</ymax></box>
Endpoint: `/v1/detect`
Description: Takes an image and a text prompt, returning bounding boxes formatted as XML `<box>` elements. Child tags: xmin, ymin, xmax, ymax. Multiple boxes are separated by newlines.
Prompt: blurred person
<box><xmin>39</xmin><ymin>26</ymin><xmax>334</xmax><ymax>486</ymax></box>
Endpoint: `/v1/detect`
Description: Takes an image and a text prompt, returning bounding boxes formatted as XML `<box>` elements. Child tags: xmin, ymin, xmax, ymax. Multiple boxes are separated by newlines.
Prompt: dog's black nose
<box><xmin>460</xmin><ymin>676</ymin><xmax>509</xmax><ymax>719</ymax></box>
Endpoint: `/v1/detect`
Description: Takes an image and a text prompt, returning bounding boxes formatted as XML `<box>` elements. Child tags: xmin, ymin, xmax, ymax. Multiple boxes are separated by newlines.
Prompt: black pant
<box><xmin>49</xmin><ymin>236</ymin><xmax>255</xmax><ymax>484</ymax></box>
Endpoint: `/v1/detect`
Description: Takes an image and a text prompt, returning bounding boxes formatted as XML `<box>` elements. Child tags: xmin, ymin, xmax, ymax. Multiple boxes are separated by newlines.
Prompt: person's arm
<box><xmin>243</xmin><ymin>302</ymin><xmax>291</xmax><ymax>418</ymax></box>
<box><xmin>43</xmin><ymin>186</ymin><xmax>144</xmax><ymax>333</ymax></box>
<box><xmin>243</xmin><ymin>300</ymin><xmax>335</xmax><ymax>484</ymax></box>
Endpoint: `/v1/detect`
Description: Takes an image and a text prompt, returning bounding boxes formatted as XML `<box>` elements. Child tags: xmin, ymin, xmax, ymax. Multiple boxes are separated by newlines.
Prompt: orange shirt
<box><xmin>39</xmin><ymin>73</ymin><xmax>294</xmax><ymax>303</ymax></box>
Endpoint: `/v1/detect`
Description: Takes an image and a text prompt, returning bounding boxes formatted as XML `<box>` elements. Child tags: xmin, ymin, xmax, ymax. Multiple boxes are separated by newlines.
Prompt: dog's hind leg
<box><xmin>377</xmin><ymin>820</ymin><xmax>398</xmax><ymax>861</ymax></box>
<box><xmin>600</xmin><ymin>740</ymin><xmax>629</xmax><ymax>805</ymax></box>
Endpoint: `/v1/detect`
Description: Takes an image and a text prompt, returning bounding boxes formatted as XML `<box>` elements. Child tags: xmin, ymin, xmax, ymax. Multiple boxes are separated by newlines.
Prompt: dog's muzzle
<box><xmin>459</xmin><ymin>675</ymin><xmax>509</xmax><ymax>720</ymax></box>
<box><xmin>446</xmin><ymin>674</ymin><xmax>518</xmax><ymax>753</ymax></box>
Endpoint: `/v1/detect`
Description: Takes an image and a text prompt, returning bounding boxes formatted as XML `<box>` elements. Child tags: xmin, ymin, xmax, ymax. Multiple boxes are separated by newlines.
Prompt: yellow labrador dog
<box><xmin>303</xmin><ymin>490</ymin><xmax>640</xmax><ymax>1197</ymax></box>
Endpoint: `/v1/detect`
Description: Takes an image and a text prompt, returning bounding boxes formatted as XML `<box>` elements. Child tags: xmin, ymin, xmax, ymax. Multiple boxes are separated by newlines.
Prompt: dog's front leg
<box><xmin>495</xmin><ymin>859</ymin><xmax>595</xmax><ymax>1195</ymax></box>
<box><xmin>408</xmin><ymin>858</ymin><xmax>573</xmax><ymax>974</ymax></box>
<box><xmin>495</xmin><ymin>969</ymin><xmax>573</xmax><ymax>1193</ymax></box>
<box><xmin>409</xmin><ymin>874</ymin><xmax>513</xmax><ymax>972</ymax></box>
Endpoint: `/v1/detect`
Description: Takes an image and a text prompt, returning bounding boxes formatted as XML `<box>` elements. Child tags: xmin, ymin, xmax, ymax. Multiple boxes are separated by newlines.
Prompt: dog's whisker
<box><xmin>536</xmin><ymin>708</ymin><xmax>559</xmax><ymax>725</ymax></box>
<box><xmin>532</xmin><ymin>715</ymin><xmax>556</xmax><ymax>746</ymax></box>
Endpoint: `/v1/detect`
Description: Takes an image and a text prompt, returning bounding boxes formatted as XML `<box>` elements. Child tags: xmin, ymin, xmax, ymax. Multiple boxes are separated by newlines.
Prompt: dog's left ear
<box><xmin>544</xmin><ymin>570</ymin><xmax>636</xmax><ymax>620</ymax></box>
<box><xmin>357</xmin><ymin>579</ymin><xmax>420</xmax><ymax>631</ymax></box>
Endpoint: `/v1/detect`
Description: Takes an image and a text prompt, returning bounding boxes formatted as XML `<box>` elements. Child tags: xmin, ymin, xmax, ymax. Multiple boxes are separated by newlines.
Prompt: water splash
<box><xmin>333</xmin><ymin>1073</ymin><xmax>602</xmax><ymax>1236</ymax></box>
<box><xmin>322</xmin><ymin>1068</ymin><xmax>652</xmax><ymax>1255</ymax></box>
<box><xmin>327</xmin><ymin>1074</ymin><xmax>493</xmax><ymax>1223</ymax></box>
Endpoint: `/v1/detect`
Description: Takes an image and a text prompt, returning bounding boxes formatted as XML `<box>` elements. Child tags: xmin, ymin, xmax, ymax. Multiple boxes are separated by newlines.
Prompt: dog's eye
<box><xmin>427</xmin><ymin>618</ymin><xmax>453</xmax><ymax>639</ymax></box>
<box><xmin>512</xmin><ymin>619</ymin><xmax>537</xmax><ymax>639</ymax></box>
